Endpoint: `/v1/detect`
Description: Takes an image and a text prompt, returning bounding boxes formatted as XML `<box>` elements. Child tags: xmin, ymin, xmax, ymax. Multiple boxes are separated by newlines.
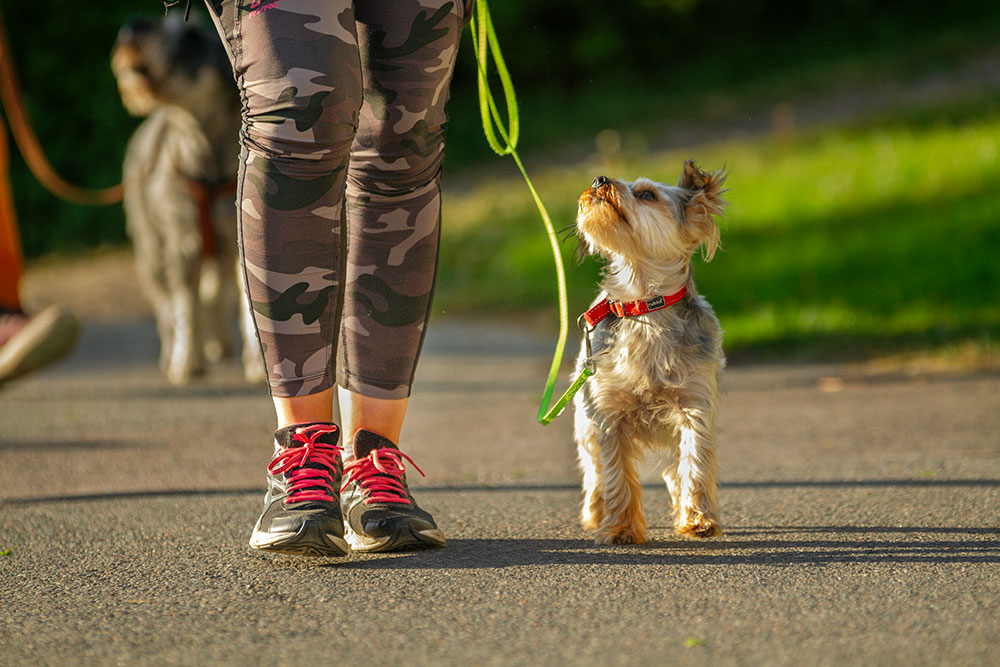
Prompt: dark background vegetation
<box><xmin>4</xmin><ymin>0</ymin><xmax>1000</xmax><ymax>258</ymax></box>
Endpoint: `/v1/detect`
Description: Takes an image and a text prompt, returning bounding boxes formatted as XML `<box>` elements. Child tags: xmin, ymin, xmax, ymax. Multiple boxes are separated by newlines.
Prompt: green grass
<box><xmin>437</xmin><ymin>102</ymin><xmax>1000</xmax><ymax>362</ymax></box>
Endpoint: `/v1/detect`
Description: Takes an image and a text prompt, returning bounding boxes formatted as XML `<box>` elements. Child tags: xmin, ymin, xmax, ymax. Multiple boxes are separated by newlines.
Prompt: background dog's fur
<box><xmin>112</xmin><ymin>13</ymin><xmax>263</xmax><ymax>385</ymax></box>
<box><xmin>574</xmin><ymin>161</ymin><xmax>727</xmax><ymax>545</ymax></box>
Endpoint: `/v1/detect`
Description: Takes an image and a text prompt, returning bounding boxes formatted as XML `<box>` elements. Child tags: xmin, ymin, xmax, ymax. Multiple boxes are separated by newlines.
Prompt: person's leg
<box><xmin>273</xmin><ymin>386</ymin><xmax>336</xmax><ymax>427</ymax></box>
<box><xmin>205</xmin><ymin>0</ymin><xmax>361</xmax><ymax>556</ymax></box>
<box><xmin>336</xmin><ymin>0</ymin><xmax>467</xmax><ymax>552</ymax></box>
<box><xmin>338</xmin><ymin>388</ymin><xmax>407</xmax><ymax>445</ymax></box>
<box><xmin>206</xmin><ymin>0</ymin><xmax>362</xmax><ymax>420</ymax></box>
<box><xmin>337</xmin><ymin>0</ymin><xmax>467</xmax><ymax>444</ymax></box>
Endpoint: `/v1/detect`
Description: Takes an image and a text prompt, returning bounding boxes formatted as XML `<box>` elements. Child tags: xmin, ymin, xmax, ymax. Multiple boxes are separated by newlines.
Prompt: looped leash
<box><xmin>469</xmin><ymin>0</ymin><xmax>572</xmax><ymax>425</ymax></box>
<box><xmin>469</xmin><ymin>2</ymin><xmax>691</xmax><ymax>424</ymax></box>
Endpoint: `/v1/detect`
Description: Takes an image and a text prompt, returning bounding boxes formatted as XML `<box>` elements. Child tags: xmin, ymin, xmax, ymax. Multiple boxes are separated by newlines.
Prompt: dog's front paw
<box><xmin>165</xmin><ymin>358</ymin><xmax>204</xmax><ymax>386</ymax></box>
<box><xmin>580</xmin><ymin>512</ymin><xmax>601</xmax><ymax>531</ymax></box>
<box><xmin>594</xmin><ymin>524</ymin><xmax>648</xmax><ymax>546</ymax></box>
<box><xmin>675</xmin><ymin>512</ymin><xmax>722</xmax><ymax>539</ymax></box>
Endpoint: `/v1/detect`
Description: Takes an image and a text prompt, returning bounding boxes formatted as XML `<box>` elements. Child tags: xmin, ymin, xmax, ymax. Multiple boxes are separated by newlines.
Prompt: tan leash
<box><xmin>188</xmin><ymin>178</ymin><xmax>237</xmax><ymax>259</ymax></box>
<box><xmin>0</xmin><ymin>7</ymin><xmax>123</xmax><ymax>206</ymax></box>
<box><xmin>0</xmin><ymin>5</ymin><xmax>238</xmax><ymax>262</ymax></box>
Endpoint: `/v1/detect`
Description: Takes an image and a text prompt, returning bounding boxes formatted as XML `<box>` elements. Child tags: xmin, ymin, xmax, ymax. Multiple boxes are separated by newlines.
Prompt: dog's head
<box><xmin>111</xmin><ymin>13</ymin><xmax>230</xmax><ymax>117</ymax></box>
<box><xmin>576</xmin><ymin>161</ymin><xmax>726</xmax><ymax>288</ymax></box>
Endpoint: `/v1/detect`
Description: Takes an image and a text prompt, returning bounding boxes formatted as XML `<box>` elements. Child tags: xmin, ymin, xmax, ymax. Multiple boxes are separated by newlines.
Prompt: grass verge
<box><xmin>437</xmin><ymin>99</ymin><xmax>1000</xmax><ymax>363</ymax></box>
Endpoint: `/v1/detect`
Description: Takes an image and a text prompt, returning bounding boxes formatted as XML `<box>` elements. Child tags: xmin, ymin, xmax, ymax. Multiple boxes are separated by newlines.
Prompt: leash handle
<box><xmin>469</xmin><ymin>0</ymin><xmax>577</xmax><ymax>425</ymax></box>
<box><xmin>470</xmin><ymin>0</ymin><xmax>518</xmax><ymax>156</ymax></box>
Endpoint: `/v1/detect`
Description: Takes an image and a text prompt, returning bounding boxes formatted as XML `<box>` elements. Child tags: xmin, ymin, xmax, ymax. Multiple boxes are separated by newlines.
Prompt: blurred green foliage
<box><xmin>437</xmin><ymin>105</ymin><xmax>1000</xmax><ymax>360</ymax></box>
<box><xmin>3</xmin><ymin>0</ymin><xmax>1000</xmax><ymax>259</ymax></box>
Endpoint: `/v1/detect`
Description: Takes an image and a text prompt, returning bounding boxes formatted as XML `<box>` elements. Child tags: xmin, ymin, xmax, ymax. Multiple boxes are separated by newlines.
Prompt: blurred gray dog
<box><xmin>111</xmin><ymin>12</ymin><xmax>263</xmax><ymax>385</ymax></box>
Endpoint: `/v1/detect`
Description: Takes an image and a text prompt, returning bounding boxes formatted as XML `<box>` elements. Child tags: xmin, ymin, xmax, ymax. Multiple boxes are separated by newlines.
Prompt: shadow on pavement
<box><xmin>0</xmin><ymin>438</ymin><xmax>144</xmax><ymax>452</ymax></box>
<box><xmin>3</xmin><ymin>478</ymin><xmax>998</xmax><ymax>505</ymax></box>
<box><xmin>333</xmin><ymin>528</ymin><xmax>1000</xmax><ymax>569</ymax></box>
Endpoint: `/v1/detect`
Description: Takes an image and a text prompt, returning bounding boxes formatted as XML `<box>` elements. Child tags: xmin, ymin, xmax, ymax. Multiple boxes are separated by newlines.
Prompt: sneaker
<box><xmin>340</xmin><ymin>429</ymin><xmax>446</xmax><ymax>552</ymax></box>
<box><xmin>249</xmin><ymin>422</ymin><xmax>349</xmax><ymax>557</ymax></box>
<box><xmin>0</xmin><ymin>305</ymin><xmax>79</xmax><ymax>385</ymax></box>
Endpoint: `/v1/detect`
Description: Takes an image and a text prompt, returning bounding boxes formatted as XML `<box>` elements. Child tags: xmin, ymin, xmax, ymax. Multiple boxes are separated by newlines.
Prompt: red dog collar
<box><xmin>583</xmin><ymin>286</ymin><xmax>688</xmax><ymax>328</ymax></box>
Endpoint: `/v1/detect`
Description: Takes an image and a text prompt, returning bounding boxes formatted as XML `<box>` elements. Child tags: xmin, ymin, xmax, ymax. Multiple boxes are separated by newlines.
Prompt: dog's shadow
<box><xmin>331</xmin><ymin>525</ymin><xmax>1000</xmax><ymax>570</ymax></box>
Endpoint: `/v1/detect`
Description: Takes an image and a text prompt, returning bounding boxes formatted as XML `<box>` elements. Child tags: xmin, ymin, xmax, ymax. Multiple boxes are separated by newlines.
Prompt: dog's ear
<box><xmin>679</xmin><ymin>160</ymin><xmax>726</xmax><ymax>261</ymax></box>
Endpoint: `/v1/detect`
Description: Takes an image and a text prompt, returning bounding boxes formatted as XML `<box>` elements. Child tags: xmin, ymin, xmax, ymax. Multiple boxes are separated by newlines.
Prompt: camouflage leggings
<box><xmin>205</xmin><ymin>0</ymin><xmax>467</xmax><ymax>398</ymax></box>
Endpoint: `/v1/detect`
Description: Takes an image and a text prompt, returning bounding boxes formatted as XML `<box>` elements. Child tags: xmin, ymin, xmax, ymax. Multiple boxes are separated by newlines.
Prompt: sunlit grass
<box><xmin>438</xmin><ymin>107</ymin><xmax>1000</xmax><ymax>361</ymax></box>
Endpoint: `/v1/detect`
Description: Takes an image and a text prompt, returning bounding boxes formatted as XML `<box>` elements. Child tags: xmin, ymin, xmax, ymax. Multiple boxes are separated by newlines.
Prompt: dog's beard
<box><xmin>112</xmin><ymin>48</ymin><xmax>160</xmax><ymax>117</ymax></box>
<box><xmin>576</xmin><ymin>188</ymin><xmax>635</xmax><ymax>259</ymax></box>
<box><xmin>578</xmin><ymin>195</ymin><xmax>685</xmax><ymax>265</ymax></box>
<box><xmin>579</xmin><ymin>187</ymin><xmax>630</xmax><ymax>227</ymax></box>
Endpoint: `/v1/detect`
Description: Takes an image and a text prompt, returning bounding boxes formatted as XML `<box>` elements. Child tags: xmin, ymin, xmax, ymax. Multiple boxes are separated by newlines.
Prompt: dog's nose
<box><xmin>592</xmin><ymin>176</ymin><xmax>609</xmax><ymax>189</ymax></box>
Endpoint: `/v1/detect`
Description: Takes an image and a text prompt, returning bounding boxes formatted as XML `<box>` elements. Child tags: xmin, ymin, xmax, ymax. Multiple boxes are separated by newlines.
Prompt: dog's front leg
<box><xmin>593</xmin><ymin>426</ymin><xmax>647</xmax><ymax>545</ymax></box>
<box><xmin>672</xmin><ymin>408</ymin><xmax>722</xmax><ymax>538</ymax></box>
<box><xmin>165</xmin><ymin>290</ymin><xmax>203</xmax><ymax>385</ymax></box>
<box><xmin>132</xmin><ymin>238</ymin><xmax>174</xmax><ymax>375</ymax></box>
<box><xmin>163</xmin><ymin>241</ymin><xmax>204</xmax><ymax>385</ymax></box>
<box><xmin>574</xmin><ymin>403</ymin><xmax>605</xmax><ymax>531</ymax></box>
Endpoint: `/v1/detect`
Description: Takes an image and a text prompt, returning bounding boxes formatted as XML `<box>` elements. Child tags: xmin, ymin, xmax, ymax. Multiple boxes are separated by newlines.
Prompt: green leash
<box><xmin>468</xmin><ymin>0</ymin><xmax>593</xmax><ymax>425</ymax></box>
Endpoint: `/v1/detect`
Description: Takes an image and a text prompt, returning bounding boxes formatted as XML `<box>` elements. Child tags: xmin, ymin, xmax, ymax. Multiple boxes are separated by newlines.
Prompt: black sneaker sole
<box><xmin>345</xmin><ymin>523</ymin><xmax>446</xmax><ymax>553</ymax></box>
<box><xmin>249</xmin><ymin>520</ymin><xmax>349</xmax><ymax>557</ymax></box>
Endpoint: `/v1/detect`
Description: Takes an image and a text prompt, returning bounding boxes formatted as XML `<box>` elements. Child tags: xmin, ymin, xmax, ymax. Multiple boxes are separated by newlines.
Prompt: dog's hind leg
<box><xmin>593</xmin><ymin>426</ymin><xmax>647</xmax><ymax>545</ymax></box>
<box><xmin>234</xmin><ymin>260</ymin><xmax>266</xmax><ymax>384</ymax></box>
<box><xmin>239</xmin><ymin>288</ymin><xmax>265</xmax><ymax>383</ymax></box>
<box><xmin>672</xmin><ymin>407</ymin><xmax>722</xmax><ymax>538</ymax></box>
<box><xmin>199</xmin><ymin>257</ymin><xmax>232</xmax><ymax>363</ymax></box>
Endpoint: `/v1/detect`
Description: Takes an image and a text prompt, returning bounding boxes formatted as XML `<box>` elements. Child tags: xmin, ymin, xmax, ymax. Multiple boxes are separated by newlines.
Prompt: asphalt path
<box><xmin>1</xmin><ymin>318</ymin><xmax>998</xmax><ymax>665</ymax></box>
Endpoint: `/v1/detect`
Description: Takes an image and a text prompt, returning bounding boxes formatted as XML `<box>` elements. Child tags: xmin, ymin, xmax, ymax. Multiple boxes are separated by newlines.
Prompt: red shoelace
<box><xmin>342</xmin><ymin>448</ymin><xmax>425</xmax><ymax>505</ymax></box>
<box><xmin>268</xmin><ymin>425</ymin><xmax>342</xmax><ymax>504</ymax></box>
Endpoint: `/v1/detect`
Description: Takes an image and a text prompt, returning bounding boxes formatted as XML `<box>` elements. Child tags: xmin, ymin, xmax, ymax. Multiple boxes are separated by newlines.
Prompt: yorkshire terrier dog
<box><xmin>112</xmin><ymin>13</ymin><xmax>263</xmax><ymax>385</ymax></box>
<box><xmin>573</xmin><ymin>161</ymin><xmax>727</xmax><ymax>545</ymax></box>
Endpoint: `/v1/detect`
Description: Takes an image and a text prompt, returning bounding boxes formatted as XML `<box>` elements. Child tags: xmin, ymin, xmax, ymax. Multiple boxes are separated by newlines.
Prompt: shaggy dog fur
<box><xmin>574</xmin><ymin>161</ymin><xmax>727</xmax><ymax>545</ymax></box>
<box><xmin>112</xmin><ymin>13</ymin><xmax>263</xmax><ymax>385</ymax></box>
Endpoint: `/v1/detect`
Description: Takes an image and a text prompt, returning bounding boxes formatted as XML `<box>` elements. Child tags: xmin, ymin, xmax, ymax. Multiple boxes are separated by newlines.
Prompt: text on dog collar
<box><xmin>583</xmin><ymin>286</ymin><xmax>688</xmax><ymax>328</ymax></box>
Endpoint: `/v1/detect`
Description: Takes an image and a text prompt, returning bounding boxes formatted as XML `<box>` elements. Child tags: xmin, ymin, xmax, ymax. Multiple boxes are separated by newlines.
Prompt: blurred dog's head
<box><xmin>576</xmin><ymin>161</ymin><xmax>726</xmax><ymax>290</ymax></box>
<box><xmin>111</xmin><ymin>13</ymin><xmax>230</xmax><ymax>117</ymax></box>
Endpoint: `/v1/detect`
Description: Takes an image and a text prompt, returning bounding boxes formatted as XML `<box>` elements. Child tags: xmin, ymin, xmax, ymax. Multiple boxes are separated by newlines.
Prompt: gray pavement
<box><xmin>1</xmin><ymin>317</ymin><xmax>998</xmax><ymax>665</ymax></box>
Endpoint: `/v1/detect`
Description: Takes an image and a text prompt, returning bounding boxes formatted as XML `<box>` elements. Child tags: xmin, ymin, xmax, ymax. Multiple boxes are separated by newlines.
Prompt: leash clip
<box><xmin>537</xmin><ymin>315</ymin><xmax>597</xmax><ymax>425</ymax></box>
<box><xmin>577</xmin><ymin>313</ymin><xmax>597</xmax><ymax>374</ymax></box>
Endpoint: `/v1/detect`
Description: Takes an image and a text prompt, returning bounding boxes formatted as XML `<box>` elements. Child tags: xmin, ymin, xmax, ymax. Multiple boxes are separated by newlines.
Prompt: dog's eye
<box><xmin>634</xmin><ymin>189</ymin><xmax>657</xmax><ymax>201</ymax></box>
